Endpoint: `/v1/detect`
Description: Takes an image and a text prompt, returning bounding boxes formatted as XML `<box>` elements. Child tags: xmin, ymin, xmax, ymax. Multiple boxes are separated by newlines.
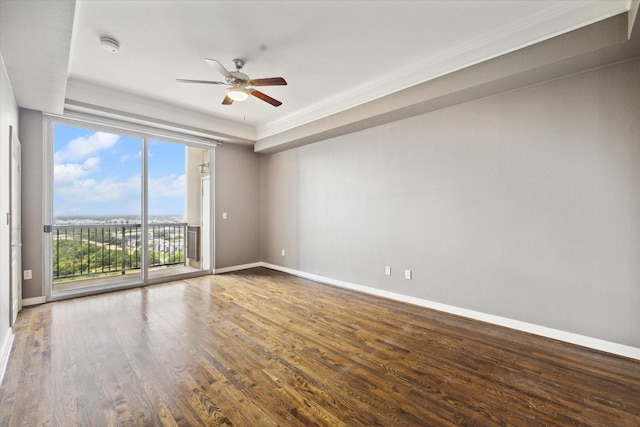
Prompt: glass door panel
<box><xmin>147</xmin><ymin>141</ymin><xmax>211</xmax><ymax>281</ymax></box>
<box><xmin>52</xmin><ymin>124</ymin><xmax>143</xmax><ymax>293</ymax></box>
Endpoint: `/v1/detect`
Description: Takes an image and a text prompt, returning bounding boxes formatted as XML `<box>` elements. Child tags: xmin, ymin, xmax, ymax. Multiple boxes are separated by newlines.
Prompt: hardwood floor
<box><xmin>1</xmin><ymin>267</ymin><xmax>638</xmax><ymax>426</ymax></box>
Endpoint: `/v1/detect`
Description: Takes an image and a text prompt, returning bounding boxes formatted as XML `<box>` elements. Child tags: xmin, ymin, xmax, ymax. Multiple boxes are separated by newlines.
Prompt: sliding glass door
<box><xmin>49</xmin><ymin>120</ymin><xmax>212</xmax><ymax>297</ymax></box>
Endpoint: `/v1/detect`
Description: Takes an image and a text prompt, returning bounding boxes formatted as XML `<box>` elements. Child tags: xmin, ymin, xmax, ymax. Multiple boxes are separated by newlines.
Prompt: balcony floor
<box><xmin>53</xmin><ymin>265</ymin><xmax>203</xmax><ymax>292</ymax></box>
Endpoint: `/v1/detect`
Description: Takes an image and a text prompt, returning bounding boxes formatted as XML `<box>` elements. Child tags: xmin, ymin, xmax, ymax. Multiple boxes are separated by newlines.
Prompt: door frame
<box><xmin>8</xmin><ymin>125</ymin><xmax>22</xmax><ymax>325</ymax></box>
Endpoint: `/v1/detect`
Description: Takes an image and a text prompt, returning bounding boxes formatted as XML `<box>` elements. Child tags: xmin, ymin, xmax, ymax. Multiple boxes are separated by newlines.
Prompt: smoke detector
<box><xmin>100</xmin><ymin>37</ymin><xmax>120</xmax><ymax>54</ymax></box>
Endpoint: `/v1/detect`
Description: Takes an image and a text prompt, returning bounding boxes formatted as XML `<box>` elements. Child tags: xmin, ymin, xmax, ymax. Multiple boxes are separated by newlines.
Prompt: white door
<box><xmin>9</xmin><ymin>125</ymin><xmax>22</xmax><ymax>324</ymax></box>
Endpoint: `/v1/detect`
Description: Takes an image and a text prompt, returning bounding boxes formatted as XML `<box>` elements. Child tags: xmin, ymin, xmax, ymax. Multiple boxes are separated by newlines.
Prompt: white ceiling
<box><xmin>1</xmin><ymin>0</ymin><xmax>632</xmax><ymax>144</ymax></box>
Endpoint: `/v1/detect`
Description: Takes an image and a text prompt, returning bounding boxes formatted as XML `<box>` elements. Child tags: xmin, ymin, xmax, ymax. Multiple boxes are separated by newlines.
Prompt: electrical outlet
<box><xmin>23</xmin><ymin>270</ymin><xmax>32</xmax><ymax>280</ymax></box>
<box><xmin>404</xmin><ymin>269</ymin><xmax>412</xmax><ymax>280</ymax></box>
<box><xmin>222</xmin><ymin>212</ymin><xmax>227</xmax><ymax>219</ymax></box>
<box><xmin>281</xmin><ymin>249</ymin><xmax>285</xmax><ymax>256</ymax></box>
<box><xmin>385</xmin><ymin>266</ymin><xmax>391</xmax><ymax>275</ymax></box>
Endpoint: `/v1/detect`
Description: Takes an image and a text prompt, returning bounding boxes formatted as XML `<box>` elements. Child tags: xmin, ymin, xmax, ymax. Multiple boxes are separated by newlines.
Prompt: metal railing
<box><xmin>53</xmin><ymin>222</ymin><xmax>187</xmax><ymax>281</ymax></box>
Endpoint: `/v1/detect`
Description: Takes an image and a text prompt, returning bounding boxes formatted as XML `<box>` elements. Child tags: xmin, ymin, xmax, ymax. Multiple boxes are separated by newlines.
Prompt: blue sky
<box><xmin>54</xmin><ymin>124</ymin><xmax>185</xmax><ymax>217</ymax></box>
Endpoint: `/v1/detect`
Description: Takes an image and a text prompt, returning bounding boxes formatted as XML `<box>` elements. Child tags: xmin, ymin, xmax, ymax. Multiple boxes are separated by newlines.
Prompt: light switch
<box><xmin>222</xmin><ymin>212</ymin><xmax>227</xmax><ymax>219</ymax></box>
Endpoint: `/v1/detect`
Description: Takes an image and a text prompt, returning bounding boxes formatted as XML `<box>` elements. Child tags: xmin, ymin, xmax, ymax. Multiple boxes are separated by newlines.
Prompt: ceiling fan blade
<box><xmin>249</xmin><ymin>77</ymin><xmax>287</xmax><ymax>86</ymax></box>
<box><xmin>250</xmin><ymin>90</ymin><xmax>282</xmax><ymax>107</ymax></box>
<box><xmin>204</xmin><ymin>58</ymin><xmax>233</xmax><ymax>79</ymax></box>
<box><xmin>176</xmin><ymin>78</ymin><xmax>226</xmax><ymax>85</ymax></box>
<box><xmin>222</xmin><ymin>95</ymin><xmax>234</xmax><ymax>105</ymax></box>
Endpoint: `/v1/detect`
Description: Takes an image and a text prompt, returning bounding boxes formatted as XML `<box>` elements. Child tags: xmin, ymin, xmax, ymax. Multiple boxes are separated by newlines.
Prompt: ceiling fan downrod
<box><xmin>233</xmin><ymin>58</ymin><xmax>245</xmax><ymax>71</ymax></box>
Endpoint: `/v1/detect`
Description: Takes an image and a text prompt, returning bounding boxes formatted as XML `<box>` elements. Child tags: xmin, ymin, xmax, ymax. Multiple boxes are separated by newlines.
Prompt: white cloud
<box><xmin>56</xmin><ymin>173</ymin><xmax>185</xmax><ymax>202</ymax></box>
<box><xmin>120</xmin><ymin>151</ymin><xmax>142</xmax><ymax>162</ymax></box>
<box><xmin>149</xmin><ymin>174</ymin><xmax>185</xmax><ymax>199</ymax></box>
<box><xmin>54</xmin><ymin>157</ymin><xmax>101</xmax><ymax>184</ymax></box>
<box><xmin>54</xmin><ymin>132</ymin><xmax>120</xmax><ymax>163</ymax></box>
<box><xmin>55</xmin><ymin>173</ymin><xmax>185</xmax><ymax>215</ymax></box>
<box><xmin>56</xmin><ymin>175</ymin><xmax>142</xmax><ymax>203</ymax></box>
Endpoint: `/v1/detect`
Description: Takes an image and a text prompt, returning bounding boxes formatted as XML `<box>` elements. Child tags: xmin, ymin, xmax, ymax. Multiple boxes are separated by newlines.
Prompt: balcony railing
<box><xmin>53</xmin><ymin>222</ymin><xmax>187</xmax><ymax>281</ymax></box>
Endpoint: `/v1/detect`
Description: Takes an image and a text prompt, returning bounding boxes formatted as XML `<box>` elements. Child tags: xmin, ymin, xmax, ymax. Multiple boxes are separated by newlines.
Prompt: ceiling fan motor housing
<box><xmin>229</xmin><ymin>72</ymin><xmax>250</xmax><ymax>83</ymax></box>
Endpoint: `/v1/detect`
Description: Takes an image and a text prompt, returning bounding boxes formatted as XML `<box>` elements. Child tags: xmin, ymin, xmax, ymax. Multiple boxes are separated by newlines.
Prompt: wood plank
<box><xmin>1</xmin><ymin>267</ymin><xmax>639</xmax><ymax>426</ymax></box>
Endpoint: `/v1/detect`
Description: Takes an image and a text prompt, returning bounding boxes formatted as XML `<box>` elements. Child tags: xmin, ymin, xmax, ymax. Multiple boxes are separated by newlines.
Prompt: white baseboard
<box><xmin>261</xmin><ymin>263</ymin><xmax>640</xmax><ymax>361</ymax></box>
<box><xmin>22</xmin><ymin>296</ymin><xmax>46</xmax><ymax>307</ymax></box>
<box><xmin>213</xmin><ymin>262</ymin><xmax>263</xmax><ymax>274</ymax></box>
<box><xmin>0</xmin><ymin>327</ymin><xmax>14</xmax><ymax>387</ymax></box>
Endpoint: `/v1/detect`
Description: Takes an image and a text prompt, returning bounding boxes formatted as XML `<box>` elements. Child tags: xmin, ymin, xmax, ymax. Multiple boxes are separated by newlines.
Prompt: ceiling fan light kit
<box><xmin>177</xmin><ymin>58</ymin><xmax>287</xmax><ymax>107</ymax></box>
<box><xmin>227</xmin><ymin>86</ymin><xmax>250</xmax><ymax>101</ymax></box>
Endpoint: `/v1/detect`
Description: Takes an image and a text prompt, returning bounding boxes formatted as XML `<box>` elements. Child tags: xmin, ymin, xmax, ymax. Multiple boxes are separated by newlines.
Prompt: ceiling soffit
<box><xmin>0</xmin><ymin>0</ymin><xmax>76</xmax><ymax>114</ymax></box>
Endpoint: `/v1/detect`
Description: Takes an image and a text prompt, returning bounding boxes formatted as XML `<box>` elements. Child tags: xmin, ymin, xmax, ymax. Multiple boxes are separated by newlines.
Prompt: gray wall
<box><xmin>214</xmin><ymin>143</ymin><xmax>261</xmax><ymax>269</ymax></box>
<box><xmin>18</xmin><ymin>108</ymin><xmax>44</xmax><ymax>299</ymax></box>
<box><xmin>260</xmin><ymin>58</ymin><xmax>640</xmax><ymax>348</ymax></box>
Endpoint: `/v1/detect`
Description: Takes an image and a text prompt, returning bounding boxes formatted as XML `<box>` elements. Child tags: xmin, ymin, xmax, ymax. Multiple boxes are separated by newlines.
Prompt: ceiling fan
<box><xmin>177</xmin><ymin>58</ymin><xmax>287</xmax><ymax>107</ymax></box>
